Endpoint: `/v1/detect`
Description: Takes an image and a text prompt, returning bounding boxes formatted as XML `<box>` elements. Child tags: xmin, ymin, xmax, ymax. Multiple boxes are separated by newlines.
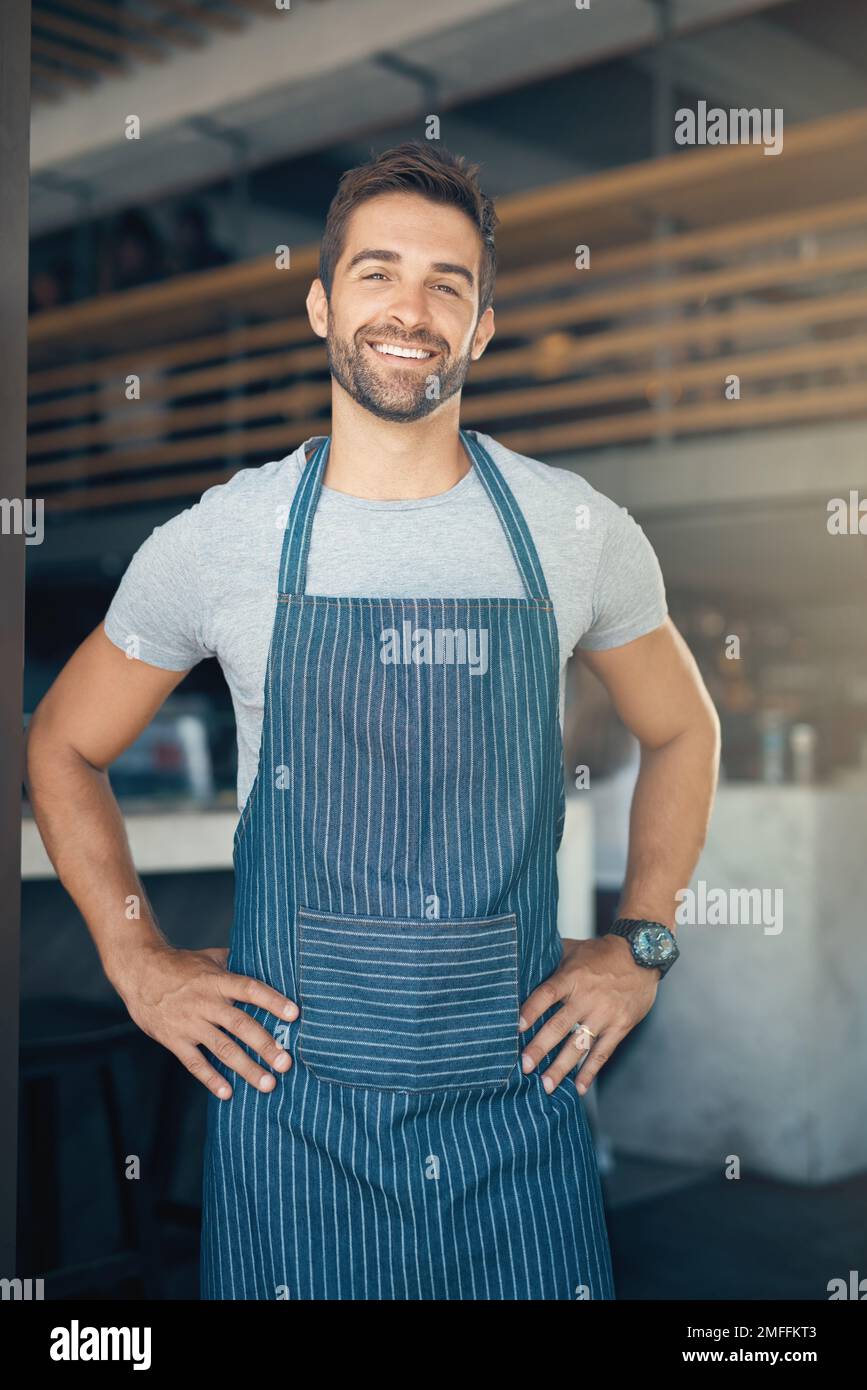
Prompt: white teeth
<box><xmin>371</xmin><ymin>342</ymin><xmax>432</xmax><ymax>359</ymax></box>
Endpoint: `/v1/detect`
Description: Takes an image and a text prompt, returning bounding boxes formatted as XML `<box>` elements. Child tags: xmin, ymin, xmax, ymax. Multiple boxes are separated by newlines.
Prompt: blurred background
<box><xmin>17</xmin><ymin>0</ymin><xmax>867</xmax><ymax>1299</ymax></box>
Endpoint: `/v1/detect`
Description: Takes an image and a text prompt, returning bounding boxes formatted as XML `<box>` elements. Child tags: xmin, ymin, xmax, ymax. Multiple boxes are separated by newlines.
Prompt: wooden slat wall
<box><xmin>27</xmin><ymin>108</ymin><xmax>867</xmax><ymax>514</ymax></box>
<box><xmin>29</xmin><ymin>0</ymin><xmax>277</xmax><ymax>99</ymax></box>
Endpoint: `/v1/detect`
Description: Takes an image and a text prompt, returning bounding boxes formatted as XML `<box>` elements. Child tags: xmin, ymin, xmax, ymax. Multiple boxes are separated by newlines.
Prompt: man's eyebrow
<box><xmin>432</xmin><ymin>261</ymin><xmax>475</xmax><ymax>288</ymax></box>
<box><xmin>345</xmin><ymin>248</ymin><xmax>475</xmax><ymax>288</ymax></box>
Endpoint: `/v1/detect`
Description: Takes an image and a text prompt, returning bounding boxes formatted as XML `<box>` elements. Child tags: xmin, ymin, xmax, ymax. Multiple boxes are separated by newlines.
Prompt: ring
<box><xmin>571</xmin><ymin>1022</ymin><xmax>597</xmax><ymax>1048</ymax></box>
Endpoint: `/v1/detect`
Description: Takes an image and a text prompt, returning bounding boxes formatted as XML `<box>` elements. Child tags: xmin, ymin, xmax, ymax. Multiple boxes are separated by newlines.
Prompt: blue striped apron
<box><xmin>200</xmin><ymin>428</ymin><xmax>615</xmax><ymax>1300</ymax></box>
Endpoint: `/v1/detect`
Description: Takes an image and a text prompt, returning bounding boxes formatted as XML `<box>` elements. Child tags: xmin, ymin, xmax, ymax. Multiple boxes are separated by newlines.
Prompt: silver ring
<box><xmin>571</xmin><ymin>1022</ymin><xmax>597</xmax><ymax>1049</ymax></box>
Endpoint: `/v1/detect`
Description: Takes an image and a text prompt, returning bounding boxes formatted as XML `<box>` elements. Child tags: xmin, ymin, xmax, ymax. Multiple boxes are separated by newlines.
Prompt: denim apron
<box><xmin>200</xmin><ymin>429</ymin><xmax>615</xmax><ymax>1300</ymax></box>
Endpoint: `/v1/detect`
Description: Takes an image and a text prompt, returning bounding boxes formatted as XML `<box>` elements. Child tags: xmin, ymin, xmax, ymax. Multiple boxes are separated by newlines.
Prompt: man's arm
<box><xmin>578</xmin><ymin>615</ymin><xmax>721</xmax><ymax>931</ymax></box>
<box><xmin>25</xmin><ymin>625</ymin><xmax>298</xmax><ymax>1099</ymax></box>
<box><xmin>26</xmin><ymin>624</ymin><xmax>188</xmax><ymax>970</ymax></box>
<box><xmin>519</xmin><ymin>617</ymin><xmax>719</xmax><ymax>1094</ymax></box>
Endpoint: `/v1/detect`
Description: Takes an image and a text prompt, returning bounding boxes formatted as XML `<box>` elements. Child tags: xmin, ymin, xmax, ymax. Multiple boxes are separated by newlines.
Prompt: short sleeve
<box><xmin>577</xmin><ymin>502</ymin><xmax>667</xmax><ymax>651</ymax></box>
<box><xmin>103</xmin><ymin>505</ymin><xmax>211</xmax><ymax>670</ymax></box>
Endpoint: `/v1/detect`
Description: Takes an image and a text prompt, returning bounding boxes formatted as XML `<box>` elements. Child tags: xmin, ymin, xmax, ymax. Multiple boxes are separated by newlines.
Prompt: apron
<box><xmin>200</xmin><ymin>428</ymin><xmax>615</xmax><ymax>1300</ymax></box>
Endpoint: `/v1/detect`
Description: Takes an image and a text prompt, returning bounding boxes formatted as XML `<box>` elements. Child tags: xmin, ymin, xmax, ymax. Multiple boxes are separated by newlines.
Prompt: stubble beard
<box><xmin>325</xmin><ymin>322</ymin><xmax>473</xmax><ymax>423</ymax></box>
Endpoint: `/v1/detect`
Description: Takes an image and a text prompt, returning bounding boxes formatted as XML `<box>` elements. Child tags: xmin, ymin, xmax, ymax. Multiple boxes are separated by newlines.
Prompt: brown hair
<box><xmin>319</xmin><ymin>140</ymin><xmax>499</xmax><ymax>317</ymax></box>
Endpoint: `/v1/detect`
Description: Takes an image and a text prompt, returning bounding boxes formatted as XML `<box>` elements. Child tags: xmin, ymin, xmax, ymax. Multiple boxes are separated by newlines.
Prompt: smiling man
<box><xmin>25</xmin><ymin>142</ymin><xmax>720</xmax><ymax>1302</ymax></box>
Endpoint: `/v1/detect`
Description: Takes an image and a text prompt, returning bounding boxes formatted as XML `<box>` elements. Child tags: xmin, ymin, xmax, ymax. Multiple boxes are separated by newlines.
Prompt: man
<box><xmin>25</xmin><ymin>142</ymin><xmax>720</xmax><ymax>1301</ymax></box>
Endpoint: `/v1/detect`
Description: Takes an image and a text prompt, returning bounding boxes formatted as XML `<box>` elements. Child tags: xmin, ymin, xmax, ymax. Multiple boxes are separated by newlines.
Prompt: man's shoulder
<box><xmin>145</xmin><ymin>445</ymin><xmax>304</xmax><ymax>546</ymax></box>
<box><xmin>195</xmin><ymin>446</ymin><xmax>304</xmax><ymax>516</ymax></box>
<box><xmin>134</xmin><ymin>445</ymin><xmax>306</xmax><ymax>569</ymax></box>
<box><xmin>474</xmin><ymin>430</ymin><xmax>624</xmax><ymax>523</ymax></box>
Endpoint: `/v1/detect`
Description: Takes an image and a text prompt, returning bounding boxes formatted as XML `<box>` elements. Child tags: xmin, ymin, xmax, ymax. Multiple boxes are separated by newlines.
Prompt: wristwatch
<box><xmin>603</xmin><ymin>917</ymin><xmax>680</xmax><ymax>979</ymax></box>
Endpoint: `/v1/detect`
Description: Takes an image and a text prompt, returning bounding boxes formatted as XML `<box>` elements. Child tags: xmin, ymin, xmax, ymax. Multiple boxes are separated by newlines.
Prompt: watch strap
<box><xmin>604</xmin><ymin>917</ymin><xmax>679</xmax><ymax>977</ymax></box>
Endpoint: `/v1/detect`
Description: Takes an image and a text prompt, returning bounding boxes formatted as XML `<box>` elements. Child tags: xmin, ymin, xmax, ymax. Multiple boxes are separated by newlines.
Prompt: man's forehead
<box><xmin>343</xmin><ymin>194</ymin><xmax>478</xmax><ymax>247</ymax></box>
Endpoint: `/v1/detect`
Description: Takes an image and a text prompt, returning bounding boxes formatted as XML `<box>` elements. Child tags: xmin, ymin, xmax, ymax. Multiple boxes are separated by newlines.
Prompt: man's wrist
<box><xmin>102</xmin><ymin>925</ymin><xmax>171</xmax><ymax>996</ymax></box>
<box><xmin>616</xmin><ymin>904</ymin><xmax>677</xmax><ymax>935</ymax></box>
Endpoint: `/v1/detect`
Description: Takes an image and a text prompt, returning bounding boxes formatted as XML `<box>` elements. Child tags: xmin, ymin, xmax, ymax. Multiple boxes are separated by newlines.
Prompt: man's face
<box><xmin>311</xmin><ymin>191</ymin><xmax>494</xmax><ymax>423</ymax></box>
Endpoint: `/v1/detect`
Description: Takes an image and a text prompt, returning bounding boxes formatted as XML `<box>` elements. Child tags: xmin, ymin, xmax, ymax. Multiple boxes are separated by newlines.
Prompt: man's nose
<box><xmin>382</xmin><ymin>282</ymin><xmax>431</xmax><ymax>330</ymax></box>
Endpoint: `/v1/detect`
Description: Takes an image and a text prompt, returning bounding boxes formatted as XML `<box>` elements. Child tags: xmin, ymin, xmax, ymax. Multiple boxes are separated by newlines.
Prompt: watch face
<box><xmin>634</xmin><ymin>924</ymin><xmax>676</xmax><ymax>966</ymax></box>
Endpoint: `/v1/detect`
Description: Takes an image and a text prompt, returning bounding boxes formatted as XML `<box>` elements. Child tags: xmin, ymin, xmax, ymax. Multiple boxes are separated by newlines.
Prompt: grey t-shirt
<box><xmin>103</xmin><ymin>429</ymin><xmax>667</xmax><ymax>811</ymax></box>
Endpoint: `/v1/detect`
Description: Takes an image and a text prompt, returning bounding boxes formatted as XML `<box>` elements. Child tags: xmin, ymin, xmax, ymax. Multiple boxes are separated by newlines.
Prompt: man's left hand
<box><xmin>518</xmin><ymin>935</ymin><xmax>659</xmax><ymax>1095</ymax></box>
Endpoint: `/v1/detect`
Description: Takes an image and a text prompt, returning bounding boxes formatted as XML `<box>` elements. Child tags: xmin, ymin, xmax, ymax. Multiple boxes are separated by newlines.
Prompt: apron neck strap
<box><xmin>459</xmin><ymin>430</ymin><xmax>551</xmax><ymax>601</ymax></box>
<box><xmin>278</xmin><ymin>429</ymin><xmax>551</xmax><ymax>602</ymax></box>
<box><xmin>279</xmin><ymin>435</ymin><xmax>330</xmax><ymax>596</ymax></box>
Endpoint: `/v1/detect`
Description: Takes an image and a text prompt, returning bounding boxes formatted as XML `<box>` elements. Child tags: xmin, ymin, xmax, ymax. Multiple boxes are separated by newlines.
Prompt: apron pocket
<box><xmin>297</xmin><ymin>906</ymin><xmax>519</xmax><ymax>1093</ymax></box>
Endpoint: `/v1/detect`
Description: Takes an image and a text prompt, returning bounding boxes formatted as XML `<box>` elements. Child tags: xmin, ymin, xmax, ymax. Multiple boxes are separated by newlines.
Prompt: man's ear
<box><xmin>307</xmin><ymin>278</ymin><xmax>329</xmax><ymax>339</ymax></box>
<box><xmin>471</xmin><ymin>305</ymin><xmax>495</xmax><ymax>362</ymax></box>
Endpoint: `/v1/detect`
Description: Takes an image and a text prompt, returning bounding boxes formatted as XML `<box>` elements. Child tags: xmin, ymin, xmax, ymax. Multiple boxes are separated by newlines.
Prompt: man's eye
<box><xmin>433</xmin><ymin>283</ymin><xmax>458</xmax><ymax>295</ymax></box>
<box><xmin>363</xmin><ymin>272</ymin><xmax>388</xmax><ymax>280</ymax></box>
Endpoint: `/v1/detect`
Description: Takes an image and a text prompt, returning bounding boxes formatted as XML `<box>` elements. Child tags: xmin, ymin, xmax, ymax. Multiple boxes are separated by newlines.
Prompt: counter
<box><xmin>24</xmin><ymin>786</ymin><xmax>865</xmax><ymax>1182</ymax></box>
<box><xmin>22</xmin><ymin>798</ymin><xmax>596</xmax><ymax>943</ymax></box>
<box><xmin>596</xmin><ymin>784</ymin><xmax>867</xmax><ymax>1183</ymax></box>
<box><xmin>21</xmin><ymin>807</ymin><xmax>238</xmax><ymax>879</ymax></box>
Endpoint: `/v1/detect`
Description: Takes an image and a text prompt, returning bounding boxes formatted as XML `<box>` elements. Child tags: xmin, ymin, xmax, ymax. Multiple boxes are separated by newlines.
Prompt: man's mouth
<box><xmin>365</xmin><ymin>339</ymin><xmax>438</xmax><ymax>362</ymax></box>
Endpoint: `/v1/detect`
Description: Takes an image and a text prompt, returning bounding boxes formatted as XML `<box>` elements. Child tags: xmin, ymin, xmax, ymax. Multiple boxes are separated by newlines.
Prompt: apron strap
<box><xmin>279</xmin><ymin>435</ymin><xmax>330</xmax><ymax>595</ymax></box>
<box><xmin>278</xmin><ymin>429</ymin><xmax>551</xmax><ymax>601</ymax></box>
<box><xmin>458</xmin><ymin>429</ymin><xmax>551</xmax><ymax>602</ymax></box>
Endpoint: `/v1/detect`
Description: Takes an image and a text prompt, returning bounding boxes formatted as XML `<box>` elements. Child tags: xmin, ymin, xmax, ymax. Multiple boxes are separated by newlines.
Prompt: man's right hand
<box><xmin>24</xmin><ymin>626</ymin><xmax>300</xmax><ymax>1102</ymax></box>
<box><xmin>116</xmin><ymin>941</ymin><xmax>298</xmax><ymax>1099</ymax></box>
<box><xmin>24</xmin><ymin>626</ymin><xmax>300</xmax><ymax>1099</ymax></box>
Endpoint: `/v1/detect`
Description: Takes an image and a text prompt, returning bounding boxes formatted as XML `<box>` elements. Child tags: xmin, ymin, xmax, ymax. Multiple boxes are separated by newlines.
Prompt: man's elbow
<box><xmin>24</xmin><ymin>698</ymin><xmax>68</xmax><ymax>792</ymax></box>
<box><xmin>696</xmin><ymin>690</ymin><xmax>721</xmax><ymax>756</ymax></box>
<box><xmin>23</xmin><ymin>703</ymin><xmax>49</xmax><ymax>795</ymax></box>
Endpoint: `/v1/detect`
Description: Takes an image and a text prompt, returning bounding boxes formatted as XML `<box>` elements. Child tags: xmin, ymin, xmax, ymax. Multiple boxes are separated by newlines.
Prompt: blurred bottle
<box><xmin>758</xmin><ymin>708</ymin><xmax>788</xmax><ymax>784</ymax></box>
<box><xmin>790</xmin><ymin>723</ymin><xmax>816</xmax><ymax>785</ymax></box>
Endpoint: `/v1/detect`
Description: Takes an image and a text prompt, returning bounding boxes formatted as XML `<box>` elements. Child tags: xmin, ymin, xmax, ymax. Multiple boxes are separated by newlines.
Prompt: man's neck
<box><xmin>317</xmin><ymin>391</ymin><xmax>470</xmax><ymax>501</ymax></box>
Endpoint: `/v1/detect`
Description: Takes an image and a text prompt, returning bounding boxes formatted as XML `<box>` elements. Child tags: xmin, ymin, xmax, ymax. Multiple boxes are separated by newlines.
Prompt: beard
<box><xmin>325</xmin><ymin>319</ymin><xmax>473</xmax><ymax>423</ymax></box>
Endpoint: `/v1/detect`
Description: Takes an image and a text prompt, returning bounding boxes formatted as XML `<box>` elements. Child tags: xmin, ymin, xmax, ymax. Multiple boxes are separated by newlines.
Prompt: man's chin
<box><xmin>354</xmin><ymin>390</ymin><xmax>438</xmax><ymax>424</ymax></box>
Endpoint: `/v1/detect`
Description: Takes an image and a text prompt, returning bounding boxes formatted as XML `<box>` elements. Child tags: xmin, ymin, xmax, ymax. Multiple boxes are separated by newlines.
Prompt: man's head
<box><xmin>307</xmin><ymin>141</ymin><xmax>498</xmax><ymax>423</ymax></box>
